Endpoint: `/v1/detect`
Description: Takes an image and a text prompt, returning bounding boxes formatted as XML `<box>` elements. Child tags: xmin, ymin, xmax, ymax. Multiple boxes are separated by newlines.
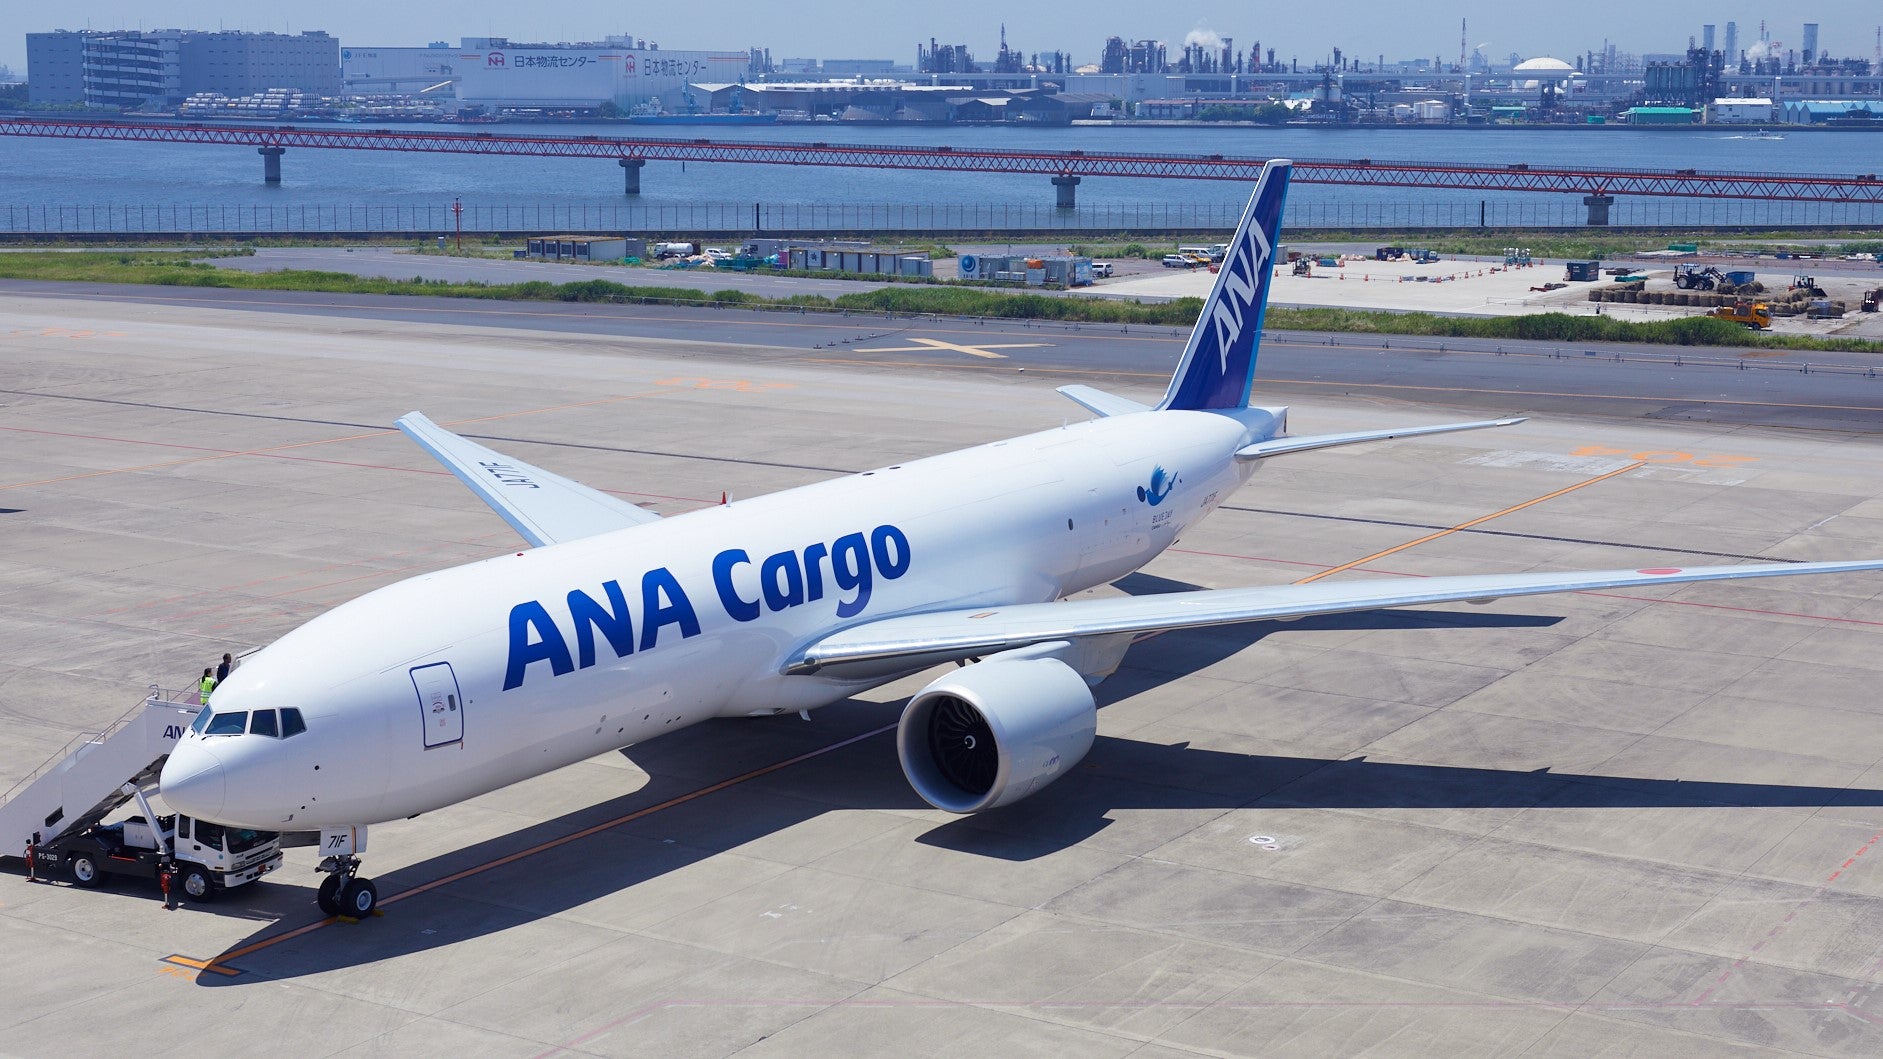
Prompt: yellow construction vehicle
<box><xmin>1710</xmin><ymin>299</ymin><xmax>1772</xmax><ymax>330</ymax></box>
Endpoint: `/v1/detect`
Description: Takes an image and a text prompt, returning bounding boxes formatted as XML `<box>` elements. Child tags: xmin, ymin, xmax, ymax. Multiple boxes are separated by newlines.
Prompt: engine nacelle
<box><xmin>896</xmin><ymin>655</ymin><xmax>1096</xmax><ymax>813</ymax></box>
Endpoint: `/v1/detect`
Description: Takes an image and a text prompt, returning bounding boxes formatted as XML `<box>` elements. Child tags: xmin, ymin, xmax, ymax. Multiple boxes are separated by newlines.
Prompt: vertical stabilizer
<box><xmin>1157</xmin><ymin>159</ymin><xmax>1292</xmax><ymax>411</ymax></box>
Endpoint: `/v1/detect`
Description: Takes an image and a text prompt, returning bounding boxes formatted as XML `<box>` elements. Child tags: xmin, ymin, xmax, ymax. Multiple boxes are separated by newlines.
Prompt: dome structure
<box><xmin>1512</xmin><ymin>57</ymin><xmax>1575</xmax><ymax>74</ymax></box>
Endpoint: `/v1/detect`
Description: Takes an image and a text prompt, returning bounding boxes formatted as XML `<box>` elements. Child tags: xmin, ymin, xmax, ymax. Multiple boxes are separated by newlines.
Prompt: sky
<box><xmin>4</xmin><ymin>2</ymin><xmax>1881</xmax><ymax>72</ymax></box>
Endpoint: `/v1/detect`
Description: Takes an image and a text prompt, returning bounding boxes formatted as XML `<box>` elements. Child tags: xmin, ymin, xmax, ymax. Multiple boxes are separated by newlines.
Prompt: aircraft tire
<box><xmin>340</xmin><ymin>877</ymin><xmax>378</xmax><ymax>918</ymax></box>
<box><xmin>317</xmin><ymin>872</ymin><xmax>344</xmax><ymax>916</ymax></box>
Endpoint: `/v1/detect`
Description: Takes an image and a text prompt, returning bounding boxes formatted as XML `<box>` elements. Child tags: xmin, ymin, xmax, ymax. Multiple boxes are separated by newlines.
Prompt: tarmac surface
<box><xmin>4</xmin><ymin>284</ymin><xmax>1883</xmax><ymax>1055</ymax></box>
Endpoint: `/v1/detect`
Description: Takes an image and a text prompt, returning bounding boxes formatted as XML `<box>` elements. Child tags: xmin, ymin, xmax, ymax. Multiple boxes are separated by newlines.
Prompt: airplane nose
<box><xmin>160</xmin><ymin>743</ymin><xmax>226</xmax><ymax>820</ymax></box>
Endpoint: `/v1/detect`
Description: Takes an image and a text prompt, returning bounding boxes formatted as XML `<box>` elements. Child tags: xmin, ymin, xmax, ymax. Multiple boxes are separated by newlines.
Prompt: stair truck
<box><xmin>2</xmin><ymin>687</ymin><xmax>283</xmax><ymax>903</ymax></box>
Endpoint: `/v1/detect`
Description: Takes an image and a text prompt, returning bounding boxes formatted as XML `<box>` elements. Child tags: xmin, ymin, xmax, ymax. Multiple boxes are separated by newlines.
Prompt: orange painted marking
<box><xmin>1294</xmin><ymin>461</ymin><xmax>1646</xmax><ymax>585</ymax></box>
<box><xmin>162</xmin><ymin>954</ymin><xmax>241</xmax><ymax>977</ymax></box>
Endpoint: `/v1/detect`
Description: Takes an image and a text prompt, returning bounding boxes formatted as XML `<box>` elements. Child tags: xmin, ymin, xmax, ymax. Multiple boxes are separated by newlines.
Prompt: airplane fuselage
<box><xmin>173</xmin><ymin>409</ymin><xmax>1270</xmax><ymax>830</ymax></box>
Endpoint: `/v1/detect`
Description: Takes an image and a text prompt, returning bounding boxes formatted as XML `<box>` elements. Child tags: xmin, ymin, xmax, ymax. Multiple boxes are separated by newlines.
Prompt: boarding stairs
<box><xmin>0</xmin><ymin>687</ymin><xmax>200</xmax><ymax>857</ymax></box>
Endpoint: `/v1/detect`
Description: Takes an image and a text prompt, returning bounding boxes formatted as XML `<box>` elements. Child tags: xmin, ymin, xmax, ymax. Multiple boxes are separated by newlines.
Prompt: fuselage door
<box><xmin>411</xmin><ymin>662</ymin><xmax>464</xmax><ymax>749</ymax></box>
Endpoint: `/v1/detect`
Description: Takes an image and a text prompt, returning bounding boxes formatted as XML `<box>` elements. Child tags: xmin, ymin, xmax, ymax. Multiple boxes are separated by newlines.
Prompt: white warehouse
<box><xmin>1709</xmin><ymin>97</ymin><xmax>1775</xmax><ymax>123</ymax></box>
<box><xmin>452</xmin><ymin>37</ymin><xmax>751</xmax><ymax>112</ymax></box>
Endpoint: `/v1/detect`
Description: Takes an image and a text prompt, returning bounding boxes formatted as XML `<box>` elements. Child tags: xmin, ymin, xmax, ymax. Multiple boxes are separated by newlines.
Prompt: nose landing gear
<box><xmin>314</xmin><ymin>826</ymin><xmax>378</xmax><ymax>919</ymax></box>
<box><xmin>316</xmin><ymin>854</ymin><xmax>379</xmax><ymax>918</ymax></box>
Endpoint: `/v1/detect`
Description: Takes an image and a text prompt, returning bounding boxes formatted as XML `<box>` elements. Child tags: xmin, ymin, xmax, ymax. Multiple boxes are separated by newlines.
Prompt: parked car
<box><xmin>1161</xmin><ymin>254</ymin><xmax>1191</xmax><ymax>268</ymax></box>
<box><xmin>703</xmin><ymin>247</ymin><xmax>732</xmax><ymax>261</ymax></box>
<box><xmin>1091</xmin><ymin>261</ymin><xmax>1114</xmax><ymax>278</ymax></box>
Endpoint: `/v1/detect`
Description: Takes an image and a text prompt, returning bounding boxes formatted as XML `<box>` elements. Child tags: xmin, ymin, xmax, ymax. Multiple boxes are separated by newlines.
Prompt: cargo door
<box><xmin>411</xmin><ymin>662</ymin><xmax>463</xmax><ymax>749</ymax></box>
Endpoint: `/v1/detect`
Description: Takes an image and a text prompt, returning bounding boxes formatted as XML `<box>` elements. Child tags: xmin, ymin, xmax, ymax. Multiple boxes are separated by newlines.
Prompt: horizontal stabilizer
<box><xmin>396</xmin><ymin>412</ymin><xmax>659</xmax><ymax>548</ymax></box>
<box><xmin>787</xmin><ymin>558</ymin><xmax>1883</xmax><ymax>674</ymax></box>
<box><xmin>1057</xmin><ymin>385</ymin><xmax>1150</xmax><ymax>418</ymax></box>
<box><xmin>1236</xmin><ymin>418</ymin><xmax>1526</xmax><ymax>460</ymax></box>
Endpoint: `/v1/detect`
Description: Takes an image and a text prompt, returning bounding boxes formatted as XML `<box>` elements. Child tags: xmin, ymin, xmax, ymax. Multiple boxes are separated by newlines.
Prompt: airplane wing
<box><xmin>786</xmin><ymin>559</ymin><xmax>1883</xmax><ymax>675</ymax></box>
<box><xmin>396</xmin><ymin>412</ymin><xmax>660</xmax><ymax>547</ymax></box>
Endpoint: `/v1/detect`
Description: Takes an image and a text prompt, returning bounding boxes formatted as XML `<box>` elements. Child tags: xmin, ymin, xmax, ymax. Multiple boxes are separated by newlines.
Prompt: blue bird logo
<box><xmin>1137</xmin><ymin>466</ymin><xmax>1179</xmax><ymax>507</ymax></box>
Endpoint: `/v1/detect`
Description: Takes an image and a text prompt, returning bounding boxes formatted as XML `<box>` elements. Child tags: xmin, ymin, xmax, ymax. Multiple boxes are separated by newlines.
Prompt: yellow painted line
<box><xmin>161</xmin><ymin>954</ymin><xmax>241</xmax><ymax>977</ymax></box>
<box><xmin>1294</xmin><ymin>461</ymin><xmax>1646</xmax><ymax>584</ymax></box>
<box><xmin>854</xmin><ymin>337</ymin><xmax>1052</xmax><ymax>360</ymax></box>
<box><xmin>175</xmin><ymin>722</ymin><xmax>897</xmax><ymax>976</ymax></box>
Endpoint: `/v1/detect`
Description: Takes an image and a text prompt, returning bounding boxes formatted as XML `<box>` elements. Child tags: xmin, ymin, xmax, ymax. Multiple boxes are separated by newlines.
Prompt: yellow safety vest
<box><xmin>199</xmin><ymin>676</ymin><xmax>217</xmax><ymax>704</ymax></box>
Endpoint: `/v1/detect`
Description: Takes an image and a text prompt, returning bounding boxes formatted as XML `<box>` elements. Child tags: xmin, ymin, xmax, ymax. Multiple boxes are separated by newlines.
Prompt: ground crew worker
<box><xmin>216</xmin><ymin>652</ymin><xmax>233</xmax><ymax>686</ymax></box>
<box><xmin>25</xmin><ymin>831</ymin><xmax>38</xmax><ymax>883</ymax></box>
<box><xmin>198</xmin><ymin>667</ymin><xmax>216</xmax><ymax>704</ymax></box>
<box><xmin>159</xmin><ymin>859</ymin><xmax>175</xmax><ymax>910</ymax></box>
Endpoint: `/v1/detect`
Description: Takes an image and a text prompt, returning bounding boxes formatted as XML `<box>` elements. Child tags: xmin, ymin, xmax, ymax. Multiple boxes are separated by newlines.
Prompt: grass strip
<box><xmin>0</xmin><ymin>251</ymin><xmax>1875</xmax><ymax>354</ymax></box>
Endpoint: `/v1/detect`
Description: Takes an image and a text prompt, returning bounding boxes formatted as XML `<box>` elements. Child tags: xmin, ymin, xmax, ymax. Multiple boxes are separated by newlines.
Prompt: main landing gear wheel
<box><xmin>339</xmin><ymin>877</ymin><xmax>378</xmax><ymax>918</ymax></box>
<box><xmin>179</xmin><ymin>864</ymin><xmax>215</xmax><ymax>902</ymax></box>
<box><xmin>316</xmin><ymin>872</ymin><xmax>344</xmax><ymax>916</ymax></box>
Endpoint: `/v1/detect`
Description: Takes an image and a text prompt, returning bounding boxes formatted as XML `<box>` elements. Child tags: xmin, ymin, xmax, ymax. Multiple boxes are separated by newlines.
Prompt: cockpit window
<box><xmin>189</xmin><ymin>707</ymin><xmax>211</xmax><ymax>734</ymax></box>
<box><xmin>249</xmin><ymin>710</ymin><xmax>278</xmax><ymax>737</ymax></box>
<box><xmin>281</xmin><ymin>708</ymin><xmax>306</xmax><ymax>738</ymax></box>
<box><xmin>203</xmin><ymin>711</ymin><xmax>248</xmax><ymax>736</ymax></box>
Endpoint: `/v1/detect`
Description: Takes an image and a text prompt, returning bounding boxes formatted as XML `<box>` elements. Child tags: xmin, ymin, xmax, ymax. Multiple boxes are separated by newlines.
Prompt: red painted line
<box><xmin>0</xmin><ymin>423</ymin><xmax>236</xmax><ymax>453</ymax></box>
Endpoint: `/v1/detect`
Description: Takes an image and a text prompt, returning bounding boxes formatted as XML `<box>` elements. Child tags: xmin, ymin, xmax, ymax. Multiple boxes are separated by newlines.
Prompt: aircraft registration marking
<box><xmin>853</xmin><ymin>337</ymin><xmax>1052</xmax><ymax>360</ymax></box>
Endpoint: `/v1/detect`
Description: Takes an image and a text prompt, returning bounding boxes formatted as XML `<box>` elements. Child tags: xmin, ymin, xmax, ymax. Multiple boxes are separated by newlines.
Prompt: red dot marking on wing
<box><xmin>1637</xmin><ymin>567</ymin><xmax>1683</xmax><ymax>575</ymax></box>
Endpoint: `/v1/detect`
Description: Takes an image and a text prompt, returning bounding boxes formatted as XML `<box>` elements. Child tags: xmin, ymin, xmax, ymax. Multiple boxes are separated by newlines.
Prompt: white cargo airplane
<box><xmin>161</xmin><ymin>161</ymin><xmax>1883</xmax><ymax>919</ymax></box>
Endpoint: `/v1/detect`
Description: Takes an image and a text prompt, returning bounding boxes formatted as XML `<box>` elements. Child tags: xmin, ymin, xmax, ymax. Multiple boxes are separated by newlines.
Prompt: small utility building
<box><xmin>1623</xmin><ymin>106</ymin><xmax>1698</xmax><ymax>125</ymax></box>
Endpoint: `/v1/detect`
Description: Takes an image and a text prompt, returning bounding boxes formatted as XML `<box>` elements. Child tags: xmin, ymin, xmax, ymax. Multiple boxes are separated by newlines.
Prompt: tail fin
<box><xmin>1157</xmin><ymin>159</ymin><xmax>1292</xmax><ymax>412</ymax></box>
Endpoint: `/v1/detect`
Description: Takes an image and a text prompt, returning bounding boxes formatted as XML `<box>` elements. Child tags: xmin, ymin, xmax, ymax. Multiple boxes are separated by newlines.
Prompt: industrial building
<box><xmin>1708</xmin><ymin>97</ymin><xmax>1775</xmax><ymax>123</ymax></box>
<box><xmin>26</xmin><ymin>29</ymin><xmax>339</xmax><ymax>107</ymax></box>
<box><xmin>340</xmin><ymin>45</ymin><xmax>460</xmax><ymax>97</ymax></box>
<box><xmin>451</xmin><ymin>37</ymin><xmax>750</xmax><ymax>114</ymax></box>
<box><xmin>688</xmin><ymin>80</ymin><xmax>1107</xmax><ymax>123</ymax></box>
<box><xmin>1781</xmin><ymin>99</ymin><xmax>1883</xmax><ymax>124</ymax></box>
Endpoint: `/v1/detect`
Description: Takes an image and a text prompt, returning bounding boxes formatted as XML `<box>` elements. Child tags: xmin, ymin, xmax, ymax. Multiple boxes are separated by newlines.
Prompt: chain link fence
<box><xmin>7</xmin><ymin>198</ymin><xmax>1883</xmax><ymax>235</ymax></box>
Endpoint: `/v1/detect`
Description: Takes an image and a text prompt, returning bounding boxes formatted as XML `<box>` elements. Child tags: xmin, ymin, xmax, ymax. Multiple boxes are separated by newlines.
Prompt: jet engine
<box><xmin>896</xmin><ymin>654</ymin><xmax>1096</xmax><ymax>813</ymax></box>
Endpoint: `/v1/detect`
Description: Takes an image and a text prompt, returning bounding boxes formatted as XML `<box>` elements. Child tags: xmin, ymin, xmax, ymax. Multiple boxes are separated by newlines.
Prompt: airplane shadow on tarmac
<box><xmin>191</xmin><ymin>599</ymin><xmax>1883</xmax><ymax>984</ymax></box>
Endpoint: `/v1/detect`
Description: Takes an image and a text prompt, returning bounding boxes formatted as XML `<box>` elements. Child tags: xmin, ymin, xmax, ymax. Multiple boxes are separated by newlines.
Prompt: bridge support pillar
<box><xmin>1582</xmin><ymin>193</ymin><xmax>1615</xmax><ymax>226</ymax></box>
<box><xmin>258</xmin><ymin>146</ymin><xmax>285</xmax><ymax>184</ymax></box>
<box><xmin>1052</xmin><ymin>174</ymin><xmax>1081</xmax><ymax>209</ymax></box>
<box><xmin>619</xmin><ymin>157</ymin><xmax>645</xmax><ymax>196</ymax></box>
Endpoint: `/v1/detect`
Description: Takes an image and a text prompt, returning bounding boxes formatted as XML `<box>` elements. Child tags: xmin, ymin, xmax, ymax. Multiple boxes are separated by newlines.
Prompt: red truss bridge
<box><xmin>6</xmin><ymin>118</ymin><xmax>1881</xmax><ymax>222</ymax></box>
